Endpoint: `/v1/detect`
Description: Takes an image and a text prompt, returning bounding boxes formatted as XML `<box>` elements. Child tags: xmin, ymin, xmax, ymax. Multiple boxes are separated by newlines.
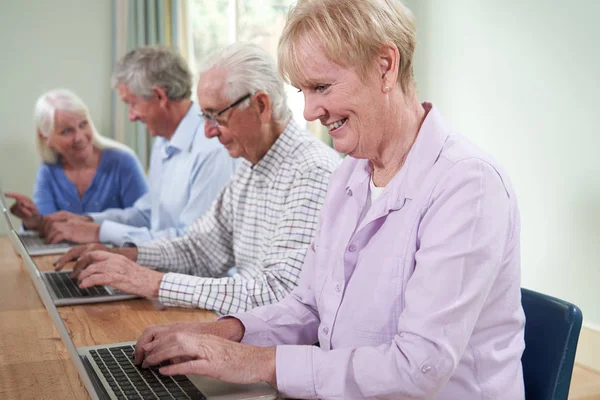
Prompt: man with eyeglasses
<box><xmin>55</xmin><ymin>43</ymin><xmax>341</xmax><ymax>315</ymax></box>
<box><xmin>39</xmin><ymin>46</ymin><xmax>238</xmax><ymax>246</ymax></box>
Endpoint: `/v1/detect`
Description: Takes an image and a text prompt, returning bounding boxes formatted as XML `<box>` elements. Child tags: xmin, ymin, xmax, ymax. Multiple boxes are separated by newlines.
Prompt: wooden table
<box><xmin>0</xmin><ymin>236</ymin><xmax>217</xmax><ymax>399</ymax></box>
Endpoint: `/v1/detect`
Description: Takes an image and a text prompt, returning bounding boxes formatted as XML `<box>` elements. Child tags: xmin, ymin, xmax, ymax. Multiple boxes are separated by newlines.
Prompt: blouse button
<box><xmin>322</xmin><ymin>326</ymin><xmax>329</xmax><ymax>335</ymax></box>
<box><xmin>348</xmin><ymin>244</ymin><xmax>357</xmax><ymax>252</ymax></box>
<box><xmin>346</xmin><ymin>189</ymin><xmax>353</xmax><ymax>197</ymax></box>
<box><xmin>421</xmin><ymin>364</ymin><xmax>432</xmax><ymax>374</ymax></box>
<box><xmin>335</xmin><ymin>283</ymin><xmax>342</xmax><ymax>293</ymax></box>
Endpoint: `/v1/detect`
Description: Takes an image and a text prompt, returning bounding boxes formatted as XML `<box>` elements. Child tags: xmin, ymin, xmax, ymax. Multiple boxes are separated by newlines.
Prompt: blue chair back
<box><xmin>521</xmin><ymin>288</ymin><xmax>583</xmax><ymax>400</ymax></box>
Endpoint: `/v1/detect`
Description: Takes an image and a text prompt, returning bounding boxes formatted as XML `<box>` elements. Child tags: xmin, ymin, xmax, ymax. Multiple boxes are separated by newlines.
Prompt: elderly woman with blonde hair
<box><xmin>7</xmin><ymin>89</ymin><xmax>147</xmax><ymax>235</ymax></box>
<box><xmin>133</xmin><ymin>1</ymin><xmax>526</xmax><ymax>398</ymax></box>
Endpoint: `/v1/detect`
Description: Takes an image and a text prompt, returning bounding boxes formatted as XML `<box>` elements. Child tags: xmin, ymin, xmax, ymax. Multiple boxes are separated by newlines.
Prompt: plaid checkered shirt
<box><xmin>136</xmin><ymin>120</ymin><xmax>340</xmax><ymax>315</ymax></box>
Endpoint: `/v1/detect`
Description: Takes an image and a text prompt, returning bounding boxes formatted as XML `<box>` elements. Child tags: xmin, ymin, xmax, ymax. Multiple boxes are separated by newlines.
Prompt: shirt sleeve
<box><xmin>118</xmin><ymin>151</ymin><xmax>148</xmax><ymax>208</ymax></box>
<box><xmin>138</xmin><ymin>166</ymin><xmax>330</xmax><ymax>316</ymax></box>
<box><xmin>97</xmin><ymin>219</ymin><xmax>152</xmax><ymax>246</ymax></box>
<box><xmin>136</xmin><ymin>180</ymin><xmax>235</xmax><ymax>275</ymax></box>
<box><xmin>173</xmin><ymin>146</ymin><xmax>238</xmax><ymax>237</ymax></box>
<box><xmin>92</xmin><ymin>147</ymin><xmax>236</xmax><ymax>246</ymax></box>
<box><xmin>88</xmin><ymin>192</ymin><xmax>153</xmax><ymax>244</ymax></box>
<box><xmin>33</xmin><ymin>164</ymin><xmax>58</xmax><ymax>215</ymax></box>
<box><xmin>246</xmin><ymin>159</ymin><xmax>515</xmax><ymax>399</ymax></box>
<box><xmin>231</xmin><ymin>240</ymin><xmax>322</xmax><ymax>346</ymax></box>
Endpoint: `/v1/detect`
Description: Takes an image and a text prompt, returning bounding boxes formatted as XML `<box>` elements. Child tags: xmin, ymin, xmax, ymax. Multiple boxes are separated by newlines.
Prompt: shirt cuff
<box><xmin>87</xmin><ymin>211</ymin><xmax>106</xmax><ymax>225</ymax></box>
<box><xmin>158</xmin><ymin>272</ymin><xmax>200</xmax><ymax>308</ymax></box>
<box><xmin>136</xmin><ymin>243</ymin><xmax>165</xmax><ymax>268</ymax></box>
<box><xmin>227</xmin><ymin>313</ymin><xmax>274</xmax><ymax>346</ymax></box>
<box><xmin>98</xmin><ymin>220</ymin><xmax>131</xmax><ymax>246</ymax></box>
<box><xmin>276</xmin><ymin>345</ymin><xmax>317</xmax><ymax>399</ymax></box>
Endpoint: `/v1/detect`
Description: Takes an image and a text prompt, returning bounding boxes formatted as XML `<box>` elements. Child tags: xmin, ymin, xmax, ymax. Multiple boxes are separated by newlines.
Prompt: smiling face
<box><xmin>293</xmin><ymin>40</ymin><xmax>387</xmax><ymax>157</ymax></box>
<box><xmin>117</xmin><ymin>83</ymin><xmax>168</xmax><ymax>137</ymax></box>
<box><xmin>46</xmin><ymin>109</ymin><xmax>94</xmax><ymax>163</ymax></box>
<box><xmin>197</xmin><ymin>68</ymin><xmax>263</xmax><ymax>161</ymax></box>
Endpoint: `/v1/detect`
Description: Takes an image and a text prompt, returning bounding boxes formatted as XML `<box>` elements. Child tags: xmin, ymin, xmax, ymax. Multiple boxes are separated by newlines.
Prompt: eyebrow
<box><xmin>295</xmin><ymin>79</ymin><xmax>329</xmax><ymax>91</ymax></box>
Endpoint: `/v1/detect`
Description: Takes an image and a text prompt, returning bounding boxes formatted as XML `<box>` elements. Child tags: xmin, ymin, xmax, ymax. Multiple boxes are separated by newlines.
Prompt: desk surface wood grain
<box><xmin>0</xmin><ymin>236</ymin><xmax>216</xmax><ymax>399</ymax></box>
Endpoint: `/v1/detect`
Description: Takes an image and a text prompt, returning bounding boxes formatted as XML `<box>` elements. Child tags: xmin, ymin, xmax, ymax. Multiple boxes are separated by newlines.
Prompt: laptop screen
<box><xmin>9</xmin><ymin>230</ymin><xmax>101</xmax><ymax>400</ymax></box>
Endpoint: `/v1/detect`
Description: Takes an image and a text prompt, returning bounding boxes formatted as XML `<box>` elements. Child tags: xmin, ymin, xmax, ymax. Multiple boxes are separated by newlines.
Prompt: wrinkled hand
<box><xmin>76</xmin><ymin>251</ymin><xmax>164</xmax><ymax>299</ymax></box>
<box><xmin>54</xmin><ymin>243</ymin><xmax>113</xmax><ymax>275</ymax></box>
<box><xmin>43</xmin><ymin>219</ymin><xmax>100</xmax><ymax>244</ymax></box>
<box><xmin>134</xmin><ymin>319</ymin><xmax>246</xmax><ymax>365</ymax></box>
<box><xmin>5</xmin><ymin>192</ymin><xmax>41</xmax><ymax>229</ymax></box>
<box><xmin>136</xmin><ymin>329</ymin><xmax>276</xmax><ymax>387</ymax></box>
<box><xmin>40</xmin><ymin>210</ymin><xmax>91</xmax><ymax>236</ymax></box>
<box><xmin>134</xmin><ymin>322</ymin><xmax>218</xmax><ymax>365</ymax></box>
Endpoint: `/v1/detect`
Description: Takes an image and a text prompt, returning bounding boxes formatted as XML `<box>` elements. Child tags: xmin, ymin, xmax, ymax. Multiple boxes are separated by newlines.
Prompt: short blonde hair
<box><xmin>35</xmin><ymin>89</ymin><xmax>133</xmax><ymax>164</ymax></box>
<box><xmin>279</xmin><ymin>0</ymin><xmax>416</xmax><ymax>93</ymax></box>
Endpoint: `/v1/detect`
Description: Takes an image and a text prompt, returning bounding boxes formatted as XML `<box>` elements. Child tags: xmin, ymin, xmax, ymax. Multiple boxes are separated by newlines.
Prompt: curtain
<box><xmin>112</xmin><ymin>0</ymin><xmax>188</xmax><ymax>169</ymax></box>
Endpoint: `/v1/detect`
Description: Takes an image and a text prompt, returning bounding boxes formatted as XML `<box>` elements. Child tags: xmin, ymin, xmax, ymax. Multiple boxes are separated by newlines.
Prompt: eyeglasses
<box><xmin>200</xmin><ymin>93</ymin><xmax>252</xmax><ymax>127</ymax></box>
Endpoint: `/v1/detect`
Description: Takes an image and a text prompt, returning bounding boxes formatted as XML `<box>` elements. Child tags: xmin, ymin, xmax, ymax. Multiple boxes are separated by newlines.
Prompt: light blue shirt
<box><xmin>88</xmin><ymin>103</ymin><xmax>238</xmax><ymax>246</ymax></box>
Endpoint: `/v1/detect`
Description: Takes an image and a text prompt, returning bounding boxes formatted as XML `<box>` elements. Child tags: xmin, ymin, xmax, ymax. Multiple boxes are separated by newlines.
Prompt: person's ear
<box><xmin>254</xmin><ymin>91</ymin><xmax>273</xmax><ymax>124</ymax></box>
<box><xmin>378</xmin><ymin>43</ymin><xmax>399</xmax><ymax>93</ymax></box>
<box><xmin>37</xmin><ymin>129</ymin><xmax>49</xmax><ymax>144</ymax></box>
<box><xmin>151</xmin><ymin>86</ymin><xmax>169</xmax><ymax>107</ymax></box>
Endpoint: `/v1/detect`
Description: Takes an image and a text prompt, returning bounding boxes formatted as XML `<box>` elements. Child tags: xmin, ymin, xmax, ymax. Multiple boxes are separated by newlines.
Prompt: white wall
<box><xmin>404</xmin><ymin>0</ymin><xmax>600</xmax><ymax>325</ymax></box>
<box><xmin>0</xmin><ymin>0</ymin><xmax>113</xmax><ymax>234</ymax></box>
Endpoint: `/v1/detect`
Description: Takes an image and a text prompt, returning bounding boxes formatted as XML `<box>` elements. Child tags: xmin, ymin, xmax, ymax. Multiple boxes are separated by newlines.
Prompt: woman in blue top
<box><xmin>6</xmin><ymin>89</ymin><xmax>148</xmax><ymax>233</ymax></box>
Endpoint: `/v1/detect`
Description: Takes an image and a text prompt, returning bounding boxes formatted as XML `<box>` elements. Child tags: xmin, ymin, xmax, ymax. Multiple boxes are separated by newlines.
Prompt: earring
<box><xmin>383</xmin><ymin>86</ymin><xmax>390</xmax><ymax>92</ymax></box>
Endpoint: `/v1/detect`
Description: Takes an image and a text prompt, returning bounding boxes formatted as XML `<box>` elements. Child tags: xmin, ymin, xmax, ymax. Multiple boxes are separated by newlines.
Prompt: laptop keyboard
<box><xmin>90</xmin><ymin>345</ymin><xmax>206</xmax><ymax>400</ymax></box>
<box><xmin>21</xmin><ymin>235</ymin><xmax>71</xmax><ymax>250</ymax></box>
<box><xmin>47</xmin><ymin>271</ymin><xmax>112</xmax><ymax>299</ymax></box>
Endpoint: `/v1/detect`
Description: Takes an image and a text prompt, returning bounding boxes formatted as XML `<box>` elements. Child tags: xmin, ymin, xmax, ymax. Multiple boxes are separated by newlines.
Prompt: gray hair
<box><xmin>35</xmin><ymin>89</ymin><xmax>134</xmax><ymax>164</ymax></box>
<box><xmin>112</xmin><ymin>46</ymin><xmax>192</xmax><ymax>100</ymax></box>
<box><xmin>199</xmin><ymin>43</ymin><xmax>292</xmax><ymax>126</ymax></box>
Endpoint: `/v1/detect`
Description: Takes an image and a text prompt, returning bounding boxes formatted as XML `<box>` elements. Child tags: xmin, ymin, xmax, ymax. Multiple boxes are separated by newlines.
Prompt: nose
<box><xmin>128</xmin><ymin>108</ymin><xmax>138</xmax><ymax>122</ymax></box>
<box><xmin>73</xmin><ymin>128</ymin><xmax>86</xmax><ymax>143</ymax></box>
<box><xmin>204</xmin><ymin>122</ymin><xmax>220</xmax><ymax>139</ymax></box>
<box><xmin>303</xmin><ymin>93</ymin><xmax>326</xmax><ymax>122</ymax></box>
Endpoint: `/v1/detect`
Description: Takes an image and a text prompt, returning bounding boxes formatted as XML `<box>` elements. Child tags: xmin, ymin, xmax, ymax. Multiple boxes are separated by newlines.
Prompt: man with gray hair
<box><xmin>56</xmin><ymin>43</ymin><xmax>340</xmax><ymax>315</ymax></box>
<box><xmin>42</xmin><ymin>46</ymin><xmax>238</xmax><ymax>246</ymax></box>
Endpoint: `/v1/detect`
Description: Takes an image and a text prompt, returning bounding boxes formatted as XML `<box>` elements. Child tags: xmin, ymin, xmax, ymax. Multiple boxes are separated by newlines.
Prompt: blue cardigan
<box><xmin>33</xmin><ymin>148</ymin><xmax>148</xmax><ymax>215</ymax></box>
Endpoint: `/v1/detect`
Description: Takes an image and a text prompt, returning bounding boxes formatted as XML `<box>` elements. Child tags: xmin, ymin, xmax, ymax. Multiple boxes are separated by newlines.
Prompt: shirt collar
<box><xmin>164</xmin><ymin>102</ymin><xmax>203</xmax><ymax>155</ymax></box>
<box><xmin>400</xmin><ymin>102</ymin><xmax>450</xmax><ymax>197</ymax></box>
<box><xmin>250</xmin><ymin>119</ymin><xmax>302</xmax><ymax>186</ymax></box>
<box><xmin>347</xmin><ymin>102</ymin><xmax>450</xmax><ymax>205</ymax></box>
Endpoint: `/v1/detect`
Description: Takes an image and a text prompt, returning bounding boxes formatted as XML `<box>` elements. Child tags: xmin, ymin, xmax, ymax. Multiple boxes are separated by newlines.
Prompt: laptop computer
<box><xmin>9</xmin><ymin>223</ymin><xmax>138</xmax><ymax>306</ymax></box>
<box><xmin>0</xmin><ymin>186</ymin><xmax>74</xmax><ymax>255</ymax></box>
<box><xmin>10</xmin><ymin>229</ymin><xmax>278</xmax><ymax>400</ymax></box>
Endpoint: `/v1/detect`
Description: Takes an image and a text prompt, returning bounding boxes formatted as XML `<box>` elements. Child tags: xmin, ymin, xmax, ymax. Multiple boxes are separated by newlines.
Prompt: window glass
<box><xmin>189</xmin><ymin>0</ymin><xmax>332</xmax><ymax>145</ymax></box>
